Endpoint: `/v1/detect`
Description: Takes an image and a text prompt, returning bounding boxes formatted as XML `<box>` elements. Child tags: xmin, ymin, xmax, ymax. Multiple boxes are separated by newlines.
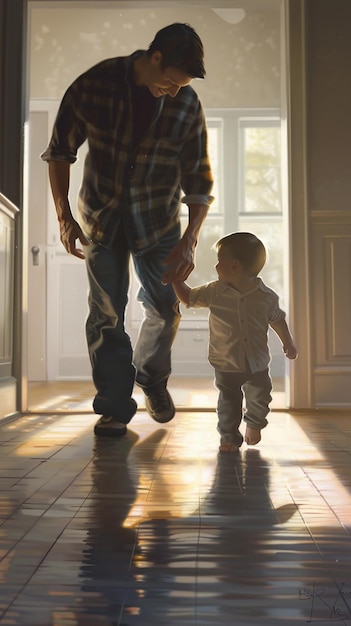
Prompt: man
<box><xmin>41</xmin><ymin>23</ymin><xmax>214</xmax><ymax>437</ymax></box>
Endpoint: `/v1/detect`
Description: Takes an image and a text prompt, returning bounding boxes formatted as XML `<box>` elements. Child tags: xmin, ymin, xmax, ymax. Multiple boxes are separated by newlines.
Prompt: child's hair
<box><xmin>215</xmin><ymin>232</ymin><xmax>266</xmax><ymax>276</ymax></box>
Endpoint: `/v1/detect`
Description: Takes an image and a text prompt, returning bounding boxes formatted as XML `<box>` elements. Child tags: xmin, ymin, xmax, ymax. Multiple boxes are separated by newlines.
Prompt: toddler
<box><xmin>172</xmin><ymin>232</ymin><xmax>297</xmax><ymax>452</ymax></box>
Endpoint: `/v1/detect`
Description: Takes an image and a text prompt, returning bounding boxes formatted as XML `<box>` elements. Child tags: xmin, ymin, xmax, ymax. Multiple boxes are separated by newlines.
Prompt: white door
<box><xmin>27</xmin><ymin>109</ymin><xmax>48</xmax><ymax>380</ymax></box>
<box><xmin>28</xmin><ymin>101</ymin><xmax>91</xmax><ymax>381</ymax></box>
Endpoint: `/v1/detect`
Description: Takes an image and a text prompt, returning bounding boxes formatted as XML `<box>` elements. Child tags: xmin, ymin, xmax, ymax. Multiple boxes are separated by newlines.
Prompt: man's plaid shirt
<box><xmin>41</xmin><ymin>51</ymin><xmax>214</xmax><ymax>252</ymax></box>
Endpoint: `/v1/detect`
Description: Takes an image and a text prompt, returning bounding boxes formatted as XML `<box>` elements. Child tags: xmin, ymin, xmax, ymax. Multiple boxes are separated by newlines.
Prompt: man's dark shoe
<box><xmin>144</xmin><ymin>387</ymin><xmax>175</xmax><ymax>423</ymax></box>
<box><xmin>94</xmin><ymin>416</ymin><xmax>127</xmax><ymax>437</ymax></box>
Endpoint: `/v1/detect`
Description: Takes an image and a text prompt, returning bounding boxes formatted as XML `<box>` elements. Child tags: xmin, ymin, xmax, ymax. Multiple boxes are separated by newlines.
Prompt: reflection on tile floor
<box><xmin>0</xmin><ymin>403</ymin><xmax>350</xmax><ymax>624</ymax></box>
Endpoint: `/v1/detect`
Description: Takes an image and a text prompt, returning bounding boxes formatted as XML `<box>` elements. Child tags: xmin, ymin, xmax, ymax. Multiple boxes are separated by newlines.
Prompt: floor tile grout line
<box><xmin>0</xmin><ymin>453</ymin><xmax>96</xmax><ymax>622</ymax></box>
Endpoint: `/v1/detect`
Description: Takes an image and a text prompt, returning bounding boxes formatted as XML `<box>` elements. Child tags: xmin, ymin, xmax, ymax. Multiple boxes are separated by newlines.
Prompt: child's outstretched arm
<box><xmin>172</xmin><ymin>281</ymin><xmax>191</xmax><ymax>307</ymax></box>
<box><xmin>270</xmin><ymin>319</ymin><xmax>298</xmax><ymax>359</ymax></box>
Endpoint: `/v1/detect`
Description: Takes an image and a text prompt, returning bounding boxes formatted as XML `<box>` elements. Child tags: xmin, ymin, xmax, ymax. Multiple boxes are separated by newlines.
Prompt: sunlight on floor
<box><xmin>27</xmin><ymin>376</ymin><xmax>286</xmax><ymax>412</ymax></box>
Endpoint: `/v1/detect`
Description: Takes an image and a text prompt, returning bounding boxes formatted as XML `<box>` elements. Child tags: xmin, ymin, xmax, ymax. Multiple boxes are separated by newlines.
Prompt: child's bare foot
<box><xmin>219</xmin><ymin>442</ymin><xmax>239</xmax><ymax>453</ymax></box>
<box><xmin>245</xmin><ymin>426</ymin><xmax>261</xmax><ymax>445</ymax></box>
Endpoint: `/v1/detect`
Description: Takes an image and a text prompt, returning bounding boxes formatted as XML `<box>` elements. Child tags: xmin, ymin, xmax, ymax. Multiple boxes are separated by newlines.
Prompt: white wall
<box><xmin>29</xmin><ymin>3</ymin><xmax>281</xmax><ymax>107</ymax></box>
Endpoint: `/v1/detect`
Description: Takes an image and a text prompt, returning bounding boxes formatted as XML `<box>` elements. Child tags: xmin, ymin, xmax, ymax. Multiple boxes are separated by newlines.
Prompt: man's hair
<box><xmin>215</xmin><ymin>232</ymin><xmax>267</xmax><ymax>276</ymax></box>
<box><xmin>147</xmin><ymin>23</ymin><xmax>205</xmax><ymax>79</ymax></box>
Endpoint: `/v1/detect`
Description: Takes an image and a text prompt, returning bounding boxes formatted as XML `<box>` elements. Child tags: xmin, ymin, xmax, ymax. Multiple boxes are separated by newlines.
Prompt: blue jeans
<box><xmin>214</xmin><ymin>368</ymin><xmax>272</xmax><ymax>445</ymax></box>
<box><xmin>85</xmin><ymin>221</ymin><xmax>181</xmax><ymax>422</ymax></box>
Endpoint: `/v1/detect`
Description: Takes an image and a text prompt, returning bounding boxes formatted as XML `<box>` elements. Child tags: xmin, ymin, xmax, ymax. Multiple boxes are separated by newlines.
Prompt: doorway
<box><xmin>26</xmin><ymin>0</ymin><xmax>288</xmax><ymax>411</ymax></box>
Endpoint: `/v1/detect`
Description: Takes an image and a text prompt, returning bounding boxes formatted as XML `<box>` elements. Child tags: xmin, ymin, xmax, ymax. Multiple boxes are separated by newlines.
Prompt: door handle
<box><xmin>31</xmin><ymin>245</ymin><xmax>40</xmax><ymax>266</ymax></box>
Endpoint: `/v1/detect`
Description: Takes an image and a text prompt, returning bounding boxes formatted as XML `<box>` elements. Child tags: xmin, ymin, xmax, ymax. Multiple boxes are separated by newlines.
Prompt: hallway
<box><xmin>0</xmin><ymin>391</ymin><xmax>350</xmax><ymax>625</ymax></box>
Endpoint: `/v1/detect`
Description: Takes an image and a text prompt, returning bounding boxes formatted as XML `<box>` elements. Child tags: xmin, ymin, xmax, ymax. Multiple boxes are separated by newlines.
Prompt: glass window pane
<box><xmin>238</xmin><ymin>217</ymin><xmax>285</xmax><ymax>308</ymax></box>
<box><xmin>242</xmin><ymin>126</ymin><xmax>281</xmax><ymax>213</ymax></box>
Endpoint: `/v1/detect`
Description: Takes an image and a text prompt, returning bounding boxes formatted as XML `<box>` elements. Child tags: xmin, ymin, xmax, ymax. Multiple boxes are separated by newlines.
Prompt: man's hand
<box><xmin>161</xmin><ymin>237</ymin><xmax>195</xmax><ymax>284</ymax></box>
<box><xmin>161</xmin><ymin>203</ymin><xmax>209</xmax><ymax>284</ymax></box>
<box><xmin>48</xmin><ymin>161</ymin><xmax>89</xmax><ymax>259</ymax></box>
<box><xmin>59</xmin><ymin>216</ymin><xmax>89</xmax><ymax>259</ymax></box>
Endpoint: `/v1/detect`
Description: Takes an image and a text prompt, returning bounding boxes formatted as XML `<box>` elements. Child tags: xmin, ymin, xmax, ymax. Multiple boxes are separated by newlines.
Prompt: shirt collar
<box><xmin>216</xmin><ymin>276</ymin><xmax>264</xmax><ymax>296</ymax></box>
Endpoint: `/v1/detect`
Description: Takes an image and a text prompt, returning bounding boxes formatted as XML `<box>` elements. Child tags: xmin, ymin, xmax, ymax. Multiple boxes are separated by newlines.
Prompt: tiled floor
<box><xmin>0</xmin><ymin>382</ymin><xmax>350</xmax><ymax>625</ymax></box>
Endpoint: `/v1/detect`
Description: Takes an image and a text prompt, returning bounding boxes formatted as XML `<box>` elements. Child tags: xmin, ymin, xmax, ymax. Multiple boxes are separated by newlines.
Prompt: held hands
<box><xmin>59</xmin><ymin>216</ymin><xmax>89</xmax><ymax>259</ymax></box>
<box><xmin>161</xmin><ymin>237</ymin><xmax>196</xmax><ymax>284</ymax></box>
<box><xmin>283</xmin><ymin>343</ymin><xmax>298</xmax><ymax>360</ymax></box>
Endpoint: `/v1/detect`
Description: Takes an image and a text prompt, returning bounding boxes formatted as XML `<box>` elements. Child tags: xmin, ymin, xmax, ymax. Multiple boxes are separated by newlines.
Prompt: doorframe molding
<box><xmin>0</xmin><ymin>0</ymin><xmax>29</xmax><ymax>413</ymax></box>
<box><xmin>284</xmin><ymin>0</ymin><xmax>312</xmax><ymax>408</ymax></box>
